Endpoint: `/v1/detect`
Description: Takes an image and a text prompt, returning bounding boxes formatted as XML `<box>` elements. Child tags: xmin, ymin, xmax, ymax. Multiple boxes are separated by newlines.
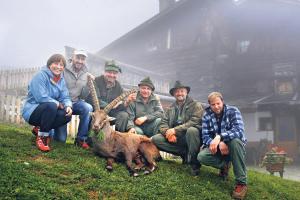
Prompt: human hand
<box><xmin>128</xmin><ymin>128</ymin><xmax>137</xmax><ymax>134</ymax></box>
<box><xmin>126</xmin><ymin>93</ymin><xmax>137</xmax><ymax>105</ymax></box>
<box><xmin>65</xmin><ymin>107</ymin><xmax>73</xmax><ymax>116</ymax></box>
<box><xmin>134</xmin><ymin>116</ymin><xmax>147</xmax><ymax>125</ymax></box>
<box><xmin>219</xmin><ymin>141</ymin><xmax>229</xmax><ymax>155</ymax></box>
<box><xmin>165</xmin><ymin>128</ymin><xmax>176</xmax><ymax>142</ymax></box>
<box><xmin>113</xmin><ymin>101</ymin><xmax>123</xmax><ymax>109</ymax></box>
<box><xmin>209</xmin><ymin>135</ymin><xmax>221</xmax><ymax>154</ymax></box>
<box><xmin>167</xmin><ymin>134</ymin><xmax>177</xmax><ymax>143</ymax></box>
<box><xmin>58</xmin><ymin>102</ymin><xmax>64</xmax><ymax>110</ymax></box>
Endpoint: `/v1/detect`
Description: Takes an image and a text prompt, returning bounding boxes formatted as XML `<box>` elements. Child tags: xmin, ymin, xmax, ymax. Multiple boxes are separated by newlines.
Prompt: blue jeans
<box><xmin>54</xmin><ymin>100</ymin><xmax>93</xmax><ymax>142</ymax></box>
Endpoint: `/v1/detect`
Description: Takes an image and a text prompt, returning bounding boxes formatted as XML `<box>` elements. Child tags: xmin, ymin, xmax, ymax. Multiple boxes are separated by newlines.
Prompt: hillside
<box><xmin>0</xmin><ymin>123</ymin><xmax>300</xmax><ymax>200</ymax></box>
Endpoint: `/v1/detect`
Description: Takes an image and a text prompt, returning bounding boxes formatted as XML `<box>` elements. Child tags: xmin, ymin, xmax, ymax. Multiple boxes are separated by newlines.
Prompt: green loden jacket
<box><xmin>159</xmin><ymin>96</ymin><xmax>204</xmax><ymax>137</ymax></box>
<box><xmin>127</xmin><ymin>92</ymin><xmax>164</xmax><ymax>130</ymax></box>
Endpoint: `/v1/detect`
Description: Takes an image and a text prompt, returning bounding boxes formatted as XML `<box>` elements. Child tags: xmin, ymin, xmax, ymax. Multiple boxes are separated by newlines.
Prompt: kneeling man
<box><xmin>152</xmin><ymin>81</ymin><xmax>204</xmax><ymax>176</ymax></box>
<box><xmin>197</xmin><ymin>92</ymin><xmax>247</xmax><ymax>199</ymax></box>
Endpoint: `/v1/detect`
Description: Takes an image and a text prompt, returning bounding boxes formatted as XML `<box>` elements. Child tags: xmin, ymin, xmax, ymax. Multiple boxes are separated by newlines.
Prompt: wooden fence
<box><xmin>0</xmin><ymin>67</ymin><xmax>40</xmax><ymax>91</ymax></box>
<box><xmin>0</xmin><ymin>95</ymin><xmax>79</xmax><ymax>138</ymax></box>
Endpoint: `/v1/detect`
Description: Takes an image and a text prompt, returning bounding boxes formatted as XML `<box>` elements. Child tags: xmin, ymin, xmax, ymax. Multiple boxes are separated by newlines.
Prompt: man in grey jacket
<box><xmin>152</xmin><ymin>81</ymin><xmax>204</xmax><ymax>176</ymax></box>
<box><xmin>55</xmin><ymin>49</ymin><xmax>93</xmax><ymax>149</ymax></box>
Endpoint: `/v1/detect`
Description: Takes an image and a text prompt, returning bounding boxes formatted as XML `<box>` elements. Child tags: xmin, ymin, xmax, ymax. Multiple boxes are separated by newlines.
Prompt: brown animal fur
<box><xmin>86</xmin><ymin>75</ymin><xmax>160</xmax><ymax>176</ymax></box>
<box><xmin>91</xmin><ymin>109</ymin><xmax>161</xmax><ymax>176</ymax></box>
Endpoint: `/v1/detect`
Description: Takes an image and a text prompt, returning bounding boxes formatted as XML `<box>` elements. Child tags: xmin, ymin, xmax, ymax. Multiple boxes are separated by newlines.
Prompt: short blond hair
<box><xmin>208</xmin><ymin>92</ymin><xmax>223</xmax><ymax>104</ymax></box>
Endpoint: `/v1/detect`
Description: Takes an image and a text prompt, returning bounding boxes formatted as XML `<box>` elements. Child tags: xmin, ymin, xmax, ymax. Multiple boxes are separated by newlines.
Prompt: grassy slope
<box><xmin>0</xmin><ymin>123</ymin><xmax>300</xmax><ymax>200</ymax></box>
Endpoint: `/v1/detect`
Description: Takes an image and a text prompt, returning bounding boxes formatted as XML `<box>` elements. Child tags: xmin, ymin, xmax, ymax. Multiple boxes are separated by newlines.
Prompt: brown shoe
<box><xmin>232</xmin><ymin>184</ymin><xmax>247</xmax><ymax>199</ymax></box>
<box><xmin>219</xmin><ymin>162</ymin><xmax>231</xmax><ymax>180</ymax></box>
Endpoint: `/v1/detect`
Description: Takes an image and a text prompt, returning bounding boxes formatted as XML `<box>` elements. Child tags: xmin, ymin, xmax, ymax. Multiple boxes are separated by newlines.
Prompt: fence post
<box><xmin>0</xmin><ymin>95</ymin><xmax>4</xmax><ymax>121</ymax></box>
<box><xmin>5</xmin><ymin>95</ymin><xmax>10</xmax><ymax>122</ymax></box>
<box><xmin>15</xmin><ymin>97</ymin><xmax>21</xmax><ymax>124</ymax></box>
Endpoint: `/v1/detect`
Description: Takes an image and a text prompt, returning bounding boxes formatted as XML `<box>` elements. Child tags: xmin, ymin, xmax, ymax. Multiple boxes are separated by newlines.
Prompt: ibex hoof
<box><xmin>132</xmin><ymin>172</ymin><xmax>139</xmax><ymax>177</ymax></box>
<box><xmin>106</xmin><ymin>165</ymin><xmax>113</xmax><ymax>172</ymax></box>
<box><xmin>143</xmin><ymin>170</ymin><xmax>151</xmax><ymax>175</ymax></box>
<box><xmin>150</xmin><ymin>166</ymin><xmax>157</xmax><ymax>172</ymax></box>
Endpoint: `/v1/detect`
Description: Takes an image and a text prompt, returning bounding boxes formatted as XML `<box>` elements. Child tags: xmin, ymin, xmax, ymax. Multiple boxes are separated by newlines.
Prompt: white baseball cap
<box><xmin>73</xmin><ymin>49</ymin><xmax>88</xmax><ymax>57</ymax></box>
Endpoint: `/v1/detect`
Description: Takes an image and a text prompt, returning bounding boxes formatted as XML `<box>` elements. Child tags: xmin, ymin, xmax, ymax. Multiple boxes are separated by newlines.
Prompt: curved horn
<box><xmin>87</xmin><ymin>74</ymin><xmax>101</xmax><ymax>111</ymax></box>
<box><xmin>104</xmin><ymin>88</ymin><xmax>137</xmax><ymax>114</ymax></box>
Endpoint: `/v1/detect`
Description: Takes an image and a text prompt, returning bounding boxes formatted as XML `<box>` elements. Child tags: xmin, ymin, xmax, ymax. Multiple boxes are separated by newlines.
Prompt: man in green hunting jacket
<box><xmin>127</xmin><ymin>77</ymin><xmax>164</xmax><ymax>137</ymax></box>
<box><xmin>85</xmin><ymin>60</ymin><xmax>136</xmax><ymax>132</ymax></box>
<box><xmin>152</xmin><ymin>81</ymin><xmax>204</xmax><ymax>176</ymax></box>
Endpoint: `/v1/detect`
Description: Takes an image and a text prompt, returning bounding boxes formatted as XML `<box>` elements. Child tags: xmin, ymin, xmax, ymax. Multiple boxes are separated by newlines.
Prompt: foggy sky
<box><xmin>0</xmin><ymin>0</ymin><xmax>158</xmax><ymax>68</ymax></box>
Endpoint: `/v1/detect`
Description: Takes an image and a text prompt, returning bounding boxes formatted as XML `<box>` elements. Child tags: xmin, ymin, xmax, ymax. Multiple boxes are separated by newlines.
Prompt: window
<box><xmin>258</xmin><ymin>117</ymin><xmax>272</xmax><ymax>131</ymax></box>
<box><xmin>237</xmin><ymin>40</ymin><xmax>250</xmax><ymax>54</ymax></box>
<box><xmin>275</xmin><ymin>80</ymin><xmax>294</xmax><ymax>95</ymax></box>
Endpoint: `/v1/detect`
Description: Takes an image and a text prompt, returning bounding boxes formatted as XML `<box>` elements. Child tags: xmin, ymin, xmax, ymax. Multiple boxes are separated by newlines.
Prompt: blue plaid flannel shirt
<box><xmin>202</xmin><ymin>104</ymin><xmax>247</xmax><ymax>147</ymax></box>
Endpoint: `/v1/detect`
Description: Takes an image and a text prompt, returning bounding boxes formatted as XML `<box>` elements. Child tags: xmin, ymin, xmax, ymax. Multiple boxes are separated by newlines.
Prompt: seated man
<box><xmin>127</xmin><ymin>77</ymin><xmax>164</xmax><ymax>137</ymax></box>
<box><xmin>57</xmin><ymin>49</ymin><xmax>93</xmax><ymax>149</ymax></box>
<box><xmin>152</xmin><ymin>81</ymin><xmax>204</xmax><ymax>176</ymax></box>
<box><xmin>85</xmin><ymin>60</ymin><xmax>135</xmax><ymax>132</ymax></box>
<box><xmin>197</xmin><ymin>92</ymin><xmax>248</xmax><ymax>199</ymax></box>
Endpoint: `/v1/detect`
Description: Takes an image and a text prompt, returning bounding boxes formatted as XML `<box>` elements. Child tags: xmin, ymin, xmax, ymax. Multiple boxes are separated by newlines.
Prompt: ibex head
<box><xmin>91</xmin><ymin>110</ymin><xmax>114</xmax><ymax>133</ymax></box>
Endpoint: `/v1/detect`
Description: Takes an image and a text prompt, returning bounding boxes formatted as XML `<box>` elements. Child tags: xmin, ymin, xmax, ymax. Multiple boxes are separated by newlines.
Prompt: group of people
<box><xmin>22</xmin><ymin>50</ymin><xmax>247</xmax><ymax>199</ymax></box>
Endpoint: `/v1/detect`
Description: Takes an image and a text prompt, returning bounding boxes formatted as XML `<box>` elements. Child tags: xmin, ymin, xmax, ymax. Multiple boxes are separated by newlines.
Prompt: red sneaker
<box><xmin>75</xmin><ymin>139</ymin><xmax>90</xmax><ymax>149</ymax></box>
<box><xmin>36</xmin><ymin>136</ymin><xmax>50</xmax><ymax>152</ymax></box>
<box><xmin>32</xmin><ymin>126</ymin><xmax>39</xmax><ymax>136</ymax></box>
<box><xmin>232</xmin><ymin>184</ymin><xmax>247</xmax><ymax>199</ymax></box>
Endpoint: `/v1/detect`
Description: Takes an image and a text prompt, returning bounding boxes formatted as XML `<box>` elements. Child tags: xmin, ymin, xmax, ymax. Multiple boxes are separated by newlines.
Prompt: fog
<box><xmin>0</xmin><ymin>0</ymin><xmax>158</xmax><ymax>68</ymax></box>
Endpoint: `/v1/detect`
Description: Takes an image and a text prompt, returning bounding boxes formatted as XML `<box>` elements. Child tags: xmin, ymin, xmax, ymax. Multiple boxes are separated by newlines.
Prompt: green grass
<box><xmin>0</xmin><ymin>123</ymin><xmax>300</xmax><ymax>200</ymax></box>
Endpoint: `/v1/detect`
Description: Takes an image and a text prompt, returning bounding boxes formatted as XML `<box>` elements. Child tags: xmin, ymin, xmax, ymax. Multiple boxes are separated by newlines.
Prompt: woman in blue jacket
<box><xmin>22</xmin><ymin>54</ymin><xmax>73</xmax><ymax>152</ymax></box>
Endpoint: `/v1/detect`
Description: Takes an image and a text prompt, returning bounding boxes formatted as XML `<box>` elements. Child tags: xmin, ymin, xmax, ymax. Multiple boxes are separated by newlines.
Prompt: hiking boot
<box><xmin>180</xmin><ymin>153</ymin><xmax>188</xmax><ymax>165</ymax></box>
<box><xmin>219</xmin><ymin>162</ymin><xmax>231</xmax><ymax>180</ymax></box>
<box><xmin>74</xmin><ymin>138</ymin><xmax>90</xmax><ymax>149</ymax></box>
<box><xmin>32</xmin><ymin>126</ymin><xmax>39</xmax><ymax>136</ymax></box>
<box><xmin>190</xmin><ymin>164</ymin><xmax>201</xmax><ymax>176</ymax></box>
<box><xmin>36</xmin><ymin>136</ymin><xmax>50</xmax><ymax>152</ymax></box>
<box><xmin>232</xmin><ymin>184</ymin><xmax>247</xmax><ymax>199</ymax></box>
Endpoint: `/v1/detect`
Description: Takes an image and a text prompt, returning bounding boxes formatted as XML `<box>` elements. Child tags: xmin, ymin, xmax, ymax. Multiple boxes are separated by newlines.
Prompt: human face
<box><xmin>72</xmin><ymin>54</ymin><xmax>86</xmax><ymax>70</ymax></box>
<box><xmin>104</xmin><ymin>70</ymin><xmax>118</xmax><ymax>83</ymax></box>
<box><xmin>174</xmin><ymin>88</ymin><xmax>187</xmax><ymax>103</ymax></box>
<box><xmin>49</xmin><ymin>61</ymin><xmax>64</xmax><ymax>76</ymax></box>
<box><xmin>139</xmin><ymin>85</ymin><xmax>152</xmax><ymax>100</ymax></box>
<box><xmin>209</xmin><ymin>97</ymin><xmax>224</xmax><ymax>115</ymax></box>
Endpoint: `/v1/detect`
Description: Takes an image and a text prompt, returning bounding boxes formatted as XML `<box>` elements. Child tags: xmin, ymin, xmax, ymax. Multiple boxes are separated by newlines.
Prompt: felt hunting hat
<box><xmin>104</xmin><ymin>60</ymin><xmax>122</xmax><ymax>73</ymax></box>
<box><xmin>138</xmin><ymin>77</ymin><xmax>155</xmax><ymax>91</ymax></box>
<box><xmin>169</xmin><ymin>80</ymin><xmax>190</xmax><ymax>96</ymax></box>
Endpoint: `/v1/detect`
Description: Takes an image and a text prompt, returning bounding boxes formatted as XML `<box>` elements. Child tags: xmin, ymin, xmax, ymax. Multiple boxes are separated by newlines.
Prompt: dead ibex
<box><xmin>87</xmin><ymin>75</ymin><xmax>161</xmax><ymax>176</ymax></box>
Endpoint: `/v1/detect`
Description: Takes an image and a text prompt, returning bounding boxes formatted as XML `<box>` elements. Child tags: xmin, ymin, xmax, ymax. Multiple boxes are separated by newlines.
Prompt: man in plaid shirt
<box><xmin>197</xmin><ymin>92</ymin><xmax>247</xmax><ymax>199</ymax></box>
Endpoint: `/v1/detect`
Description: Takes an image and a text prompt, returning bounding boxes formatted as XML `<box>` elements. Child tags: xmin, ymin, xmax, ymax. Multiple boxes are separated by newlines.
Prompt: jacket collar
<box><xmin>171</xmin><ymin>95</ymin><xmax>193</xmax><ymax>108</ymax></box>
<box><xmin>206</xmin><ymin>104</ymin><xmax>228</xmax><ymax>118</ymax></box>
<box><xmin>65</xmin><ymin>63</ymin><xmax>88</xmax><ymax>75</ymax></box>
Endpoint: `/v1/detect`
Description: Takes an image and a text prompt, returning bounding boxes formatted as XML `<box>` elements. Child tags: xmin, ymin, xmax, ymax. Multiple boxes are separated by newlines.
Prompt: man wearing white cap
<box><xmin>55</xmin><ymin>49</ymin><xmax>93</xmax><ymax>149</ymax></box>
